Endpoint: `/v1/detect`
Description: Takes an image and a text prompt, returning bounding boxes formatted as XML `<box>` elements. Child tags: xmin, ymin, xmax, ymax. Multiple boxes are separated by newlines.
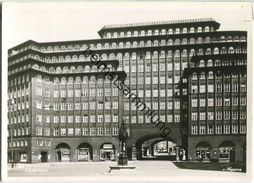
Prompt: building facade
<box><xmin>8</xmin><ymin>18</ymin><xmax>247</xmax><ymax>163</ymax></box>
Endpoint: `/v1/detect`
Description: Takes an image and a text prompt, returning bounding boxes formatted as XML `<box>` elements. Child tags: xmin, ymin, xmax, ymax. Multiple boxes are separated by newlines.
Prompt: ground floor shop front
<box><xmin>8</xmin><ymin>136</ymin><xmax>246</xmax><ymax>163</ymax></box>
<box><xmin>188</xmin><ymin>135</ymin><xmax>246</xmax><ymax>163</ymax></box>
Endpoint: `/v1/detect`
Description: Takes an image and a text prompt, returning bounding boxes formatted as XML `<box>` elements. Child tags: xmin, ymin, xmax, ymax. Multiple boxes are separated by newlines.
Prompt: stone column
<box><xmin>175</xmin><ymin>146</ymin><xmax>180</xmax><ymax>161</ymax></box>
<box><xmin>132</xmin><ymin>146</ymin><xmax>137</xmax><ymax>160</ymax></box>
<box><xmin>71</xmin><ymin>148</ymin><xmax>78</xmax><ymax>162</ymax></box>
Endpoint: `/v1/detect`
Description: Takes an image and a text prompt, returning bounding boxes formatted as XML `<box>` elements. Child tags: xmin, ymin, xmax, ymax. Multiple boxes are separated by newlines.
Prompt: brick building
<box><xmin>7</xmin><ymin>18</ymin><xmax>247</xmax><ymax>163</ymax></box>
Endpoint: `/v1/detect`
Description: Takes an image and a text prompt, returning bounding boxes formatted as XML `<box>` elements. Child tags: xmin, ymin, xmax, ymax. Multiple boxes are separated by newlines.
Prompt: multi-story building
<box><xmin>181</xmin><ymin>52</ymin><xmax>247</xmax><ymax>162</ymax></box>
<box><xmin>8</xmin><ymin>18</ymin><xmax>247</xmax><ymax>163</ymax></box>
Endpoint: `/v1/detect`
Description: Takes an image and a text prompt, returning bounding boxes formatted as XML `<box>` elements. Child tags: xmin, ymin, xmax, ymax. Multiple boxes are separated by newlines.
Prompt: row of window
<box><xmin>127</xmin><ymin>115</ymin><xmax>181</xmax><ymax>123</ymax></box>
<box><xmin>8</xmin><ymin>114</ymin><xmax>29</xmax><ymax>124</ymax></box>
<box><xmin>35</xmin><ymin>88</ymin><xmax>118</xmax><ymax>98</ymax></box>
<box><xmin>103</xmin><ymin>25</ymin><xmax>216</xmax><ymax>38</ymax></box>
<box><xmin>191</xmin><ymin>111</ymin><xmax>246</xmax><ymax>121</ymax></box>
<box><xmin>36</xmin><ymin>140</ymin><xmax>51</xmax><ymax>147</ymax></box>
<box><xmin>35</xmin><ymin>114</ymin><xmax>119</xmax><ymax>123</ymax></box>
<box><xmin>50</xmin><ymin>127</ymin><xmax>119</xmax><ymax>136</ymax></box>
<box><xmin>191</xmin><ymin>72</ymin><xmax>246</xmax><ymax>80</ymax></box>
<box><xmin>191</xmin><ymin>97</ymin><xmax>247</xmax><ymax>107</ymax></box>
<box><xmin>191</xmin><ymin>83</ymin><xmax>246</xmax><ymax>93</ymax></box>
<box><xmin>8</xmin><ymin>102</ymin><xmax>29</xmax><ymax>111</ymax></box>
<box><xmin>9</xmin><ymin>127</ymin><xmax>30</xmax><ymax>137</ymax></box>
<box><xmin>191</xmin><ymin>124</ymin><xmax>246</xmax><ymax>135</ymax></box>
<box><xmin>8</xmin><ymin>140</ymin><xmax>28</xmax><ymax>147</ymax></box>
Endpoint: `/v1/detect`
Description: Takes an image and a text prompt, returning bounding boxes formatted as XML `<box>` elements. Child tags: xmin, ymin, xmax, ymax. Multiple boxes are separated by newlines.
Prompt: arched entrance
<box><xmin>195</xmin><ymin>141</ymin><xmax>211</xmax><ymax>162</ymax></box>
<box><xmin>77</xmin><ymin>143</ymin><xmax>93</xmax><ymax>161</ymax></box>
<box><xmin>100</xmin><ymin>143</ymin><xmax>116</xmax><ymax>161</ymax></box>
<box><xmin>135</xmin><ymin>136</ymin><xmax>184</xmax><ymax>161</ymax></box>
<box><xmin>56</xmin><ymin>143</ymin><xmax>71</xmax><ymax>162</ymax></box>
<box><xmin>219</xmin><ymin>141</ymin><xmax>235</xmax><ymax>163</ymax></box>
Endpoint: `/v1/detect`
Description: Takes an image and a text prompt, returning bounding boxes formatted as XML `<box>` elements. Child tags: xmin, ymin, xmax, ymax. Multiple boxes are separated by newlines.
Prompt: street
<box><xmin>8</xmin><ymin>161</ymin><xmax>246</xmax><ymax>178</ymax></box>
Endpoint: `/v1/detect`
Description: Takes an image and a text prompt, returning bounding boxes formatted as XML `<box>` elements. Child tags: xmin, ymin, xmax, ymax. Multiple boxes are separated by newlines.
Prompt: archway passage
<box><xmin>77</xmin><ymin>143</ymin><xmax>93</xmax><ymax>161</ymax></box>
<box><xmin>100</xmin><ymin>143</ymin><xmax>116</xmax><ymax>161</ymax></box>
<box><xmin>56</xmin><ymin>143</ymin><xmax>71</xmax><ymax>162</ymax></box>
<box><xmin>136</xmin><ymin>136</ymin><xmax>185</xmax><ymax>161</ymax></box>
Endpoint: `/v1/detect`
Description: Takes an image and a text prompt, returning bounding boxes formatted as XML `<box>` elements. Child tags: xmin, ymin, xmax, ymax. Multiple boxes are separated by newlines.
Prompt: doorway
<box><xmin>41</xmin><ymin>152</ymin><xmax>48</xmax><ymax>162</ymax></box>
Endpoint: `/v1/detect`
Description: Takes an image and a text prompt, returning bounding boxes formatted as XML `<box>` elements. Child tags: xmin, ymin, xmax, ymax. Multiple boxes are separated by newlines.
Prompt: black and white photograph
<box><xmin>1</xmin><ymin>1</ymin><xmax>253</xmax><ymax>182</ymax></box>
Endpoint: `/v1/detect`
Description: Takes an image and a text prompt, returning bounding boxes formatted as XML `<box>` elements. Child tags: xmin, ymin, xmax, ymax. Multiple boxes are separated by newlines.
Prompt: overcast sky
<box><xmin>3</xmin><ymin>2</ymin><xmax>252</xmax><ymax>49</ymax></box>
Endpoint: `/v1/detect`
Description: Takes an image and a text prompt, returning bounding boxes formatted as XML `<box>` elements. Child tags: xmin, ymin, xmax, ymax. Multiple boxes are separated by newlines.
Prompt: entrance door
<box><xmin>41</xmin><ymin>152</ymin><xmax>48</xmax><ymax>162</ymax></box>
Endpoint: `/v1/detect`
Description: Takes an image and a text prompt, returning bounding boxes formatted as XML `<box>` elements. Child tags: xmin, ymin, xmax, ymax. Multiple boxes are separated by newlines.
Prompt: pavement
<box><xmin>7</xmin><ymin>161</ymin><xmax>247</xmax><ymax>180</ymax></box>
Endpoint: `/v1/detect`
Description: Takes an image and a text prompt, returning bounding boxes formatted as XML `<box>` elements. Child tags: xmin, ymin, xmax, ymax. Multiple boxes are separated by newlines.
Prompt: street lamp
<box><xmin>118</xmin><ymin>118</ymin><xmax>129</xmax><ymax>166</ymax></box>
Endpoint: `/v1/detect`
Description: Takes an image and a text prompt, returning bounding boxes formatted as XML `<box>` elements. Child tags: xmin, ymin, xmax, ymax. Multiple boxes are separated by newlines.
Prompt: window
<box><xmin>83</xmin><ymin>128</ymin><xmax>89</xmax><ymax>136</ymax></box>
<box><xmin>216</xmin><ymin>84</ymin><xmax>222</xmax><ymax>92</ymax></box>
<box><xmin>105</xmin><ymin>128</ymin><xmax>111</xmax><ymax>135</ymax></box>
<box><xmin>53</xmin><ymin>128</ymin><xmax>59</xmax><ymax>136</ymax></box>
<box><xmin>83</xmin><ymin>115</ymin><xmax>88</xmax><ymax>123</ymax></box>
<box><xmin>75</xmin><ymin>103</ymin><xmax>81</xmax><ymax>110</ymax></box>
<box><xmin>192</xmin><ymin>85</ymin><xmax>198</xmax><ymax>93</ymax></box>
<box><xmin>240</xmin><ymin>125</ymin><xmax>246</xmax><ymax>134</ymax></box>
<box><xmin>90</xmin><ymin>128</ymin><xmax>96</xmax><ymax>136</ymax></box>
<box><xmin>208</xmin><ymin>112</ymin><xmax>214</xmax><ymax>120</ymax></box>
<box><xmin>216</xmin><ymin>125</ymin><xmax>222</xmax><ymax>134</ymax></box>
<box><xmin>44</xmin><ymin>127</ymin><xmax>50</xmax><ymax>136</ymax></box>
<box><xmin>175</xmin><ymin>115</ymin><xmax>180</xmax><ymax>122</ymax></box>
<box><xmin>167</xmin><ymin>102</ymin><xmax>172</xmax><ymax>109</ymax></box>
<box><xmin>105</xmin><ymin>115</ymin><xmax>110</xmax><ymax>123</ymax></box>
<box><xmin>224</xmin><ymin>125</ymin><xmax>230</xmax><ymax>134</ymax></box>
<box><xmin>75</xmin><ymin>115</ymin><xmax>81</xmax><ymax>123</ymax></box>
<box><xmin>36</xmin><ymin>140</ymin><xmax>43</xmax><ymax>147</ymax></box>
<box><xmin>208</xmin><ymin>125</ymin><xmax>214</xmax><ymax>134</ymax></box>
<box><xmin>191</xmin><ymin>112</ymin><xmax>197</xmax><ymax>121</ymax></box>
<box><xmin>240</xmin><ymin>97</ymin><xmax>246</xmax><ymax>106</ymax></box>
<box><xmin>131</xmin><ymin>116</ymin><xmax>136</xmax><ymax>123</ymax></box>
<box><xmin>232</xmin><ymin>83</ymin><xmax>238</xmax><ymax>92</ymax></box>
<box><xmin>199</xmin><ymin>126</ymin><xmax>206</xmax><ymax>134</ymax></box>
<box><xmin>53</xmin><ymin>116</ymin><xmax>59</xmax><ymax>123</ymax></box>
<box><xmin>68</xmin><ymin>115</ymin><xmax>73</xmax><ymax>123</ymax></box>
<box><xmin>97</xmin><ymin>128</ymin><xmax>103</xmax><ymax>136</ymax></box>
<box><xmin>208</xmin><ymin>98</ymin><xmax>214</xmax><ymax>106</ymax></box>
<box><xmin>200</xmin><ymin>99</ymin><xmax>206</xmax><ymax>107</ymax></box>
<box><xmin>138</xmin><ymin>116</ymin><xmax>143</xmax><ymax>123</ymax></box>
<box><xmin>216</xmin><ymin>98</ymin><xmax>222</xmax><ymax>106</ymax></box>
<box><xmin>60</xmin><ymin>115</ymin><xmax>66</xmax><ymax>123</ymax></box>
<box><xmin>192</xmin><ymin>99</ymin><xmax>197</xmax><ymax>107</ymax></box>
<box><xmin>68</xmin><ymin>128</ymin><xmax>74</xmax><ymax>136</ymax></box>
<box><xmin>224</xmin><ymin>84</ymin><xmax>230</xmax><ymax>92</ymax></box>
<box><xmin>36</xmin><ymin>127</ymin><xmax>42</xmax><ymax>135</ymax></box>
<box><xmin>200</xmin><ymin>85</ymin><xmax>206</xmax><ymax>93</ymax></box>
<box><xmin>216</xmin><ymin>111</ymin><xmax>222</xmax><ymax>120</ymax></box>
<box><xmin>61</xmin><ymin>90</ymin><xmax>66</xmax><ymax>97</ymax></box>
<box><xmin>240</xmin><ymin>111</ymin><xmax>246</xmax><ymax>119</ymax></box>
<box><xmin>200</xmin><ymin>112</ymin><xmax>206</xmax><ymax>120</ymax></box>
<box><xmin>232</xmin><ymin>97</ymin><xmax>238</xmax><ymax>106</ymax></box>
<box><xmin>61</xmin><ymin>128</ymin><xmax>66</xmax><ymax>136</ymax></box>
<box><xmin>45</xmin><ymin>89</ymin><xmax>50</xmax><ymax>97</ymax></box>
<box><xmin>224</xmin><ymin>98</ymin><xmax>230</xmax><ymax>106</ymax></box>
<box><xmin>224</xmin><ymin>111</ymin><xmax>230</xmax><ymax>120</ymax></box>
<box><xmin>241</xmin><ymin>84</ymin><xmax>246</xmax><ymax>92</ymax></box>
<box><xmin>208</xmin><ymin>85</ymin><xmax>214</xmax><ymax>92</ymax></box>
<box><xmin>36</xmin><ymin>114</ymin><xmax>42</xmax><ymax>123</ymax></box>
<box><xmin>113</xmin><ymin>115</ymin><xmax>118</xmax><ymax>123</ymax></box>
<box><xmin>113</xmin><ymin>127</ymin><xmax>118</xmax><ymax>135</ymax></box>
<box><xmin>232</xmin><ymin>111</ymin><xmax>238</xmax><ymax>119</ymax></box>
<box><xmin>191</xmin><ymin>126</ymin><xmax>198</xmax><ymax>134</ymax></box>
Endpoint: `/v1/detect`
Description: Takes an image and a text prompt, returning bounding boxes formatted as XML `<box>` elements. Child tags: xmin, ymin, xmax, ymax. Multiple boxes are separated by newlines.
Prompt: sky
<box><xmin>3</xmin><ymin>2</ymin><xmax>252</xmax><ymax>49</ymax></box>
